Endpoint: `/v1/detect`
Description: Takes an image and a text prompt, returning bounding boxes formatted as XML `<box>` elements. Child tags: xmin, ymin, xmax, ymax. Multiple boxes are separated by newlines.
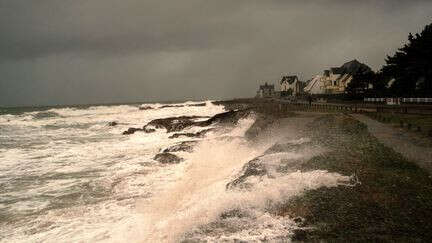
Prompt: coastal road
<box><xmin>352</xmin><ymin>114</ymin><xmax>432</xmax><ymax>174</ymax></box>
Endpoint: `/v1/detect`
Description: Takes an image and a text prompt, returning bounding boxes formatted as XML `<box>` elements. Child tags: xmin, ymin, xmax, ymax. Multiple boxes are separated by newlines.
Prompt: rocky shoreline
<box><xmin>185</xmin><ymin>99</ymin><xmax>432</xmax><ymax>241</ymax></box>
<box><xmin>124</xmin><ymin>99</ymin><xmax>432</xmax><ymax>241</ymax></box>
<box><xmin>224</xmin><ymin>100</ymin><xmax>432</xmax><ymax>241</ymax></box>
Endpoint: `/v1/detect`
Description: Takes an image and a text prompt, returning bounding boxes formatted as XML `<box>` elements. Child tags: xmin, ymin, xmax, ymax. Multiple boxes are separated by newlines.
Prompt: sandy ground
<box><xmin>352</xmin><ymin>114</ymin><xmax>432</xmax><ymax>174</ymax></box>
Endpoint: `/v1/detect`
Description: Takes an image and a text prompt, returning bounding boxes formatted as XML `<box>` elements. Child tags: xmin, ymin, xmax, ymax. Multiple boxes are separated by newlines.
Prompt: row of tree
<box><xmin>347</xmin><ymin>22</ymin><xmax>432</xmax><ymax>98</ymax></box>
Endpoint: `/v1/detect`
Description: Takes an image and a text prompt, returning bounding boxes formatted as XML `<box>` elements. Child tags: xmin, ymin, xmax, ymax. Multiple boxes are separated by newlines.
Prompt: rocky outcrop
<box><xmin>139</xmin><ymin>106</ymin><xmax>153</xmax><ymax>110</ymax></box>
<box><xmin>154</xmin><ymin>152</ymin><xmax>183</xmax><ymax>164</ymax></box>
<box><xmin>159</xmin><ymin>103</ymin><xmax>206</xmax><ymax>109</ymax></box>
<box><xmin>108</xmin><ymin>121</ymin><xmax>118</xmax><ymax>126</ymax></box>
<box><xmin>124</xmin><ymin>109</ymin><xmax>251</xmax><ymax>137</ymax></box>
<box><xmin>122</xmin><ymin>126</ymin><xmax>156</xmax><ymax>135</ymax></box>
<box><xmin>144</xmin><ymin>127</ymin><xmax>156</xmax><ymax>133</ymax></box>
<box><xmin>159</xmin><ymin>104</ymin><xmax>184</xmax><ymax>109</ymax></box>
<box><xmin>169</xmin><ymin>129</ymin><xmax>213</xmax><ymax>139</ymax></box>
<box><xmin>203</xmin><ymin>109</ymin><xmax>252</xmax><ymax>126</ymax></box>
<box><xmin>144</xmin><ymin>116</ymin><xmax>209</xmax><ymax>133</ymax></box>
<box><xmin>163</xmin><ymin>141</ymin><xmax>198</xmax><ymax>153</ymax></box>
<box><xmin>187</xmin><ymin>103</ymin><xmax>206</xmax><ymax>107</ymax></box>
<box><xmin>226</xmin><ymin>158</ymin><xmax>268</xmax><ymax>190</ymax></box>
<box><xmin>122</xmin><ymin>127</ymin><xmax>143</xmax><ymax>135</ymax></box>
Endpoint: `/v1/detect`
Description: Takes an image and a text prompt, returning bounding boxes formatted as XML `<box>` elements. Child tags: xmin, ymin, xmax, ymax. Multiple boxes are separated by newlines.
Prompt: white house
<box><xmin>304</xmin><ymin>60</ymin><xmax>371</xmax><ymax>95</ymax></box>
<box><xmin>280</xmin><ymin>75</ymin><xmax>303</xmax><ymax>97</ymax></box>
<box><xmin>304</xmin><ymin>75</ymin><xmax>325</xmax><ymax>94</ymax></box>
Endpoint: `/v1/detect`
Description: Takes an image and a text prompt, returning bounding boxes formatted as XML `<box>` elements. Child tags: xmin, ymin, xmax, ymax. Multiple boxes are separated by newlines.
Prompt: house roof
<box><xmin>330</xmin><ymin>67</ymin><xmax>344</xmax><ymax>74</ymax></box>
<box><xmin>324</xmin><ymin>60</ymin><xmax>372</xmax><ymax>77</ymax></box>
<box><xmin>340</xmin><ymin>59</ymin><xmax>372</xmax><ymax>75</ymax></box>
<box><xmin>304</xmin><ymin>75</ymin><xmax>325</xmax><ymax>94</ymax></box>
<box><xmin>280</xmin><ymin>75</ymin><xmax>298</xmax><ymax>84</ymax></box>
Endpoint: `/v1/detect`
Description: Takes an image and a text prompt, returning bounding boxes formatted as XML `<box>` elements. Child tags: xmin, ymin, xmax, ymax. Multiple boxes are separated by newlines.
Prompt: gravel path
<box><xmin>352</xmin><ymin>114</ymin><xmax>432</xmax><ymax>174</ymax></box>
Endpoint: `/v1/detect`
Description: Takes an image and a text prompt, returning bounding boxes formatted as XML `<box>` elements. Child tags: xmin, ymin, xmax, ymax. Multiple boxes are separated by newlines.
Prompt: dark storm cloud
<box><xmin>1</xmin><ymin>0</ymin><xmax>431</xmax><ymax>106</ymax></box>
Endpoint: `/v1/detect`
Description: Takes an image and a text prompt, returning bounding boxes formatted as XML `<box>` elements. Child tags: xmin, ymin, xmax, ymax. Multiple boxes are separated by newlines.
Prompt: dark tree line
<box><xmin>347</xmin><ymin>22</ymin><xmax>432</xmax><ymax>98</ymax></box>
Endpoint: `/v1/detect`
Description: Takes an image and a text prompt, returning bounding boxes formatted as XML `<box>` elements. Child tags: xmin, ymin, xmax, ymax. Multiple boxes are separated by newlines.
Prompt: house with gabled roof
<box><xmin>280</xmin><ymin>75</ymin><xmax>303</xmax><ymax>97</ymax></box>
<box><xmin>305</xmin><ymin>59</ymin><xmax>372</xmax><ymax>95</ymax></box>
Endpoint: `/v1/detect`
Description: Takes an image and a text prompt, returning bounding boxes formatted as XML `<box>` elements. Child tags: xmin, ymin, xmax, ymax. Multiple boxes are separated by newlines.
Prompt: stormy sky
<box><xmin>1</xmin><ymin>0</ymin><xmax>431</xmax><ymax>107</ymax></box>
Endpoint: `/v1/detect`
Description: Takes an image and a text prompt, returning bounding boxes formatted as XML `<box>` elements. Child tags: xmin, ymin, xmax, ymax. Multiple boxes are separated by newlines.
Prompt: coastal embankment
<box><xmin>211</xmin><ymin>98</ymin><xmax>432</xmax><ymax>241</ymax></box>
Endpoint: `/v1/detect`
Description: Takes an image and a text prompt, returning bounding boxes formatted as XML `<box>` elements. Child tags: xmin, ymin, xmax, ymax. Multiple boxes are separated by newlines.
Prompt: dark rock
<box><xmin>169</xmin><ymin>133</ymin><xmax>196</xmax><ymax>139</ymax></box>
<box><xmin>163</xmin><ymin>141</ymin><xmax>198</xmax><ymax>153</ymax></box>
<box><xmin>226</xmin><ymin>158</ymin><xmax>267</xmax><ymax>190</ymax></box>
<box><xmin>169</xmin><ymin>129</ymin><xmax>213</xmax><ymax>139</ymax></box>
<box><xmin>293</xmin><ymin>217</ymin><xmax>303</xmax><ymax>224</ymax></box>
<box><xmin>202</xmin><ymin>109</ymin><xmax>252</xmax><ymax>126</ymax></box>
<box><xmin>144</xmin><ymin>116</ymin><xmax>209</xmax><ymax>133</ymax></box>
<box><xmin>291</xmin><ymin>229</ymin><xmax>308</xmax><ymax>241</ymax></box>
<box><xmin>122</xmin><ymin>127</ymin><xmax>143</xmax><ymax>135</ymax></box>
<box><xmin>108</xmin><ymin>121</ymin><xmax>118</xmax><ymax>126</ymax></box>
<box><xmin>187</xmin><ymin>103</ymin><xmax>206</xmax><ymax>107</ymax></box>
<box><xmin>139</xmin><ymin>106</ymin><xmax>153</xmax><ymax>110</ymax></box>
<box><xmin>160</xmin><ymin>104</ymin><xmax>184</xmax><ymax>109</ymax></box>
<box><xmin>143</xmin><ymin>127</ymin><xmax>156</xmax><ymax>133</ymax></box>
<box><xmin>220</xmin><ymin>209</ymin><xmax>249</xmax><ymax>219</ymax></box>
<box><xmin>139</xmin><ymin>109</ymin><xmax>250</xmax><ymax>137</ymax></box>
<box><xmin>154</xmin><ymin>153</ymin><xmax>183</xmax><ymax>164</ymax></box>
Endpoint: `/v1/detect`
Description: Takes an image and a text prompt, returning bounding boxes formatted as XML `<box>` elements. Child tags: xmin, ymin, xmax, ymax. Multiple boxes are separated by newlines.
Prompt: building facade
<box><xmin>304</xmin><ymin>60</ymin><xmax>371</xmax><ymax>95</ymax></box>
<box><xmin>256</xmin><ymin>82</ymin><xmax>275</xmax><ymax>98</ymax></box>
<box><xmin>280</xmin><ymin>75</ymin><xmax>303</xmax><ymax>97</ymax></box>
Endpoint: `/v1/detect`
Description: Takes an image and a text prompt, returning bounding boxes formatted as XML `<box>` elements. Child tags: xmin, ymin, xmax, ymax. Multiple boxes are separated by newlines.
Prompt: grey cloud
<box><xmin>0</xmin><ymin>0</ymin><xmax>431</xmax><ymax>106</ymax></box>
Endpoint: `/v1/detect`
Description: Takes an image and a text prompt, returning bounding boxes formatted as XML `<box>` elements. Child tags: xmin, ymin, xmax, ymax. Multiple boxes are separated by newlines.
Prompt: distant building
<box><xmin>256</xmin><ymin>82</ymin><xmax>275</xmax><ymax>98</ymax></box>
<box><xmin>280</xmin><ymin>75</ymin><xmax>304</xmax><ymax>97</ymax></box>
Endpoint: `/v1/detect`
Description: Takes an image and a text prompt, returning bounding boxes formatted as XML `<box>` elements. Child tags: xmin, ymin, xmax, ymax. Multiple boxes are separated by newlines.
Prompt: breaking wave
<box><xmin>0</xmin><ymin>101</ymin><xmax>352</xmax><ymax>242</ymax></box>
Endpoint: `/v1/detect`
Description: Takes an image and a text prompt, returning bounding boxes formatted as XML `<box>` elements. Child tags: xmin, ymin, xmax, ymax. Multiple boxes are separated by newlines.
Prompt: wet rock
<box><xmin>187</xmin><ymin>103</ymin><xmax>206</xmax><ymax>107</ymax></box>
<box><xmin>143</xmin><ymin>127</ymin><xmax>156</xmax><ymax>133</ymax></box>
<box><xmin>202</xmin><ymin>109</ymin><xmax>252</xmax><ymax>126</ymax></box>
<box><xmin>139</xmin><ymin>106</ymin><xmax>153</xmax><ymax>110</ymax></box>
<box><xmin>169</xmin><ymin>129</ymin><xmax>213</xmax><ymax>139</ymax></box>
<box><xmin>108</xmin><ymin>121</ymin><xmax>118</xmax><ymax>126</ymax></box>
<box><xmin>144</xmin><ymin>116</ymin><xmax>209</xmax><ymax>133</ymax></box>
<box><xmin>154</xmin><ymin>152</ymin><xmax>183</xmax><ymax>164</ymax></box>
<box><xmin>122</xmin><ymin>127</ymin><xmax>143</xmax><ymax>135</ymax></box>
<box><xmin>160</xmin><ymin>104</ymin><xmax>185</xmax><ymax>109</ymax></box>
<box><xmin>291</xmin><ymin>229</ymin><xmax>308</xmax><ymax>241</ymax></box>
<box><xmin>226</xmin><ymin>158</ymin><xmax>267</xmax><ymax>190</ymax></box>
<box><xmin>163</xmin><ymin>141</ymin><xmax>198</xmax><ymax>153</ymax></box>
<box><xmin>220</xmin><ymin>209</ymin><xmax>249</xmax><ymax>219</ymax></box>
<box><xmin>293</xmin><ymin>217</ymin><xmax>303</xmax><ymax>224</ymax></box>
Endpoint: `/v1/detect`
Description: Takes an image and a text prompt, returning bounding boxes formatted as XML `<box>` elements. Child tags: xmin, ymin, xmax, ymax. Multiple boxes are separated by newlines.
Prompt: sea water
<box><xmin>0</xmin><ymin>101</ymin><xmax>350</xmax><ymax>242</ymax></box>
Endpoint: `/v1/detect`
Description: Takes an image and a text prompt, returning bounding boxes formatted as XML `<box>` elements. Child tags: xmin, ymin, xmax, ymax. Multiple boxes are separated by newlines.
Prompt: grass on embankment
<box><xmin>275</xmin><ymin>114</ymin><xmax>432</xmax><ymax>242</ymax></box>
<box><xmin>367</xmin><ymin>112</ymin><xmax>432</xmax><ymax>137</ymax></box>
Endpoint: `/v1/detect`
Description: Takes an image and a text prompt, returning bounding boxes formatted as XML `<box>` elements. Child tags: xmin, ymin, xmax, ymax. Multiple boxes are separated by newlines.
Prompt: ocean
<box><xmin>0</xmin><ymin>101</ymin><xmax>351</xmax><ymax>242</ymax></box>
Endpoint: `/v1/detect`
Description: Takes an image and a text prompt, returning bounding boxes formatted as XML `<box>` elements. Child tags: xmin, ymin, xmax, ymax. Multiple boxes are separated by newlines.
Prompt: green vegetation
<box><xmin>276</xmin><ymin>114</ymin><xmax>432</xmax><ymax>241</ymax></box>
<box><xmin>366</xmin><ymin>112</ymin><xmax>432</xmax><ymax>144</ymax></box>
<box><xmin>382</xmin><ymin>23</ymin><xmax>432</xmax><ymax>97</ymax></box>
<box><xmin>343</xmin><ymin>22</ymin><xmax>432</xmax><ymax>98</ymax></box>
